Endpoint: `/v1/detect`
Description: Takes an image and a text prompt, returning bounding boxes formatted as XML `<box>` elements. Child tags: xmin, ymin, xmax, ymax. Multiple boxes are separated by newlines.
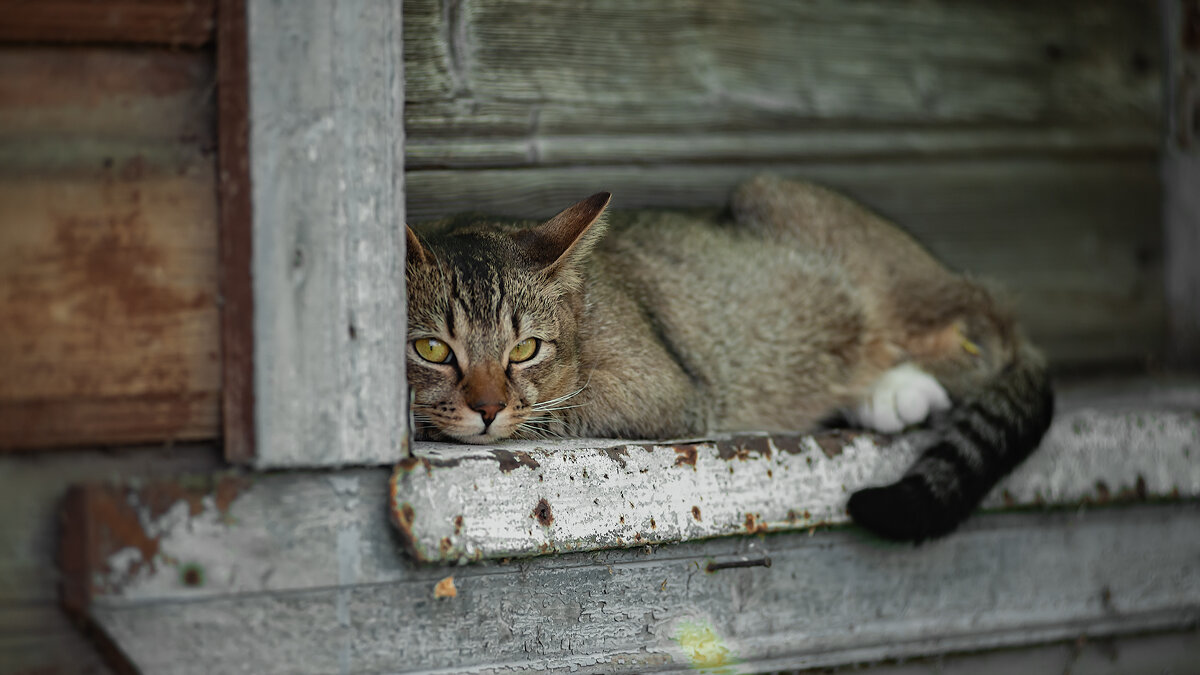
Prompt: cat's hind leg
<box><xmin>846</xmin><ymin>362</ymin><xmax>951</xmax><ymax>433</ymax></box>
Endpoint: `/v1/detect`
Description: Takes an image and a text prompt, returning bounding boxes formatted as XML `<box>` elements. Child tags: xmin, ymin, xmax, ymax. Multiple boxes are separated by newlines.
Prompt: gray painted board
<box><xmin>404</xmin><ymin>0</ymin><xmax>1160</xmax><ymax>131</ymax></box>
<box><xmin>248</xmin><ymin>0</ymin><xmax>408</xmax><ymax>467</ymax></box>
<box><xmin>1163</xmin><ymin>0</ymin><xmax>1200</xmax><ymax>370</ymax></box>
<box><xmin>70</xmin><ymin>381</ymin><xmax>1200</xmax><ymax>673</ymax></box>
<box><xmin>88</xmin><ymin>504</ymin><xmax>1200</xmax><ymax>674</ymax></box>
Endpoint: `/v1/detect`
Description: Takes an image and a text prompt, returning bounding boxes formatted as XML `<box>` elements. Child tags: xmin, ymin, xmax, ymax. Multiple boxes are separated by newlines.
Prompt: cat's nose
<box><xmin>470</xmin><ymin>401</ymin><xmax>505</xmax><ymax>425</ymax></box>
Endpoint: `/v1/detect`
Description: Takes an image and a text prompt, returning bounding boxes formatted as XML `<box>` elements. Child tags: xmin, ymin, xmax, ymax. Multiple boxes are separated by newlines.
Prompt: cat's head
<box><xmin>405</xmin><ymin>193</ymin><xmax>611</xmax><ymax>443</ymax></box>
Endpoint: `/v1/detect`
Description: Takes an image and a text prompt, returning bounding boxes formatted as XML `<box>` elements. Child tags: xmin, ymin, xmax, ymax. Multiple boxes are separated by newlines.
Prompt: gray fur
<box><xmin>405</xmin><ymin>175</ymin><xmax>1053</xmax><ymax>540</ymax></box>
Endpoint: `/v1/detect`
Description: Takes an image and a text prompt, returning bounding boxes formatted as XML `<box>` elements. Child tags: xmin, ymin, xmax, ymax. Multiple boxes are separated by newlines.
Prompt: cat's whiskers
<box><xmin>532</xmin><ymin>372</ymin><xmax>593</xmax><ymax>412</ymax></box>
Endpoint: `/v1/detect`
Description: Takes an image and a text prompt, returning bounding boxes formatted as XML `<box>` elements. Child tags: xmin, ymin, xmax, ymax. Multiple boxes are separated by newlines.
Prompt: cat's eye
<box><xmin>414</xmin><ymin>338</ymin><xmax>452</xmax><ymax>364</ymax></box>
<box><xmin>509</xmin><ymin>338</ymin><xmax>539</xmax><ymax>363</ymax></box>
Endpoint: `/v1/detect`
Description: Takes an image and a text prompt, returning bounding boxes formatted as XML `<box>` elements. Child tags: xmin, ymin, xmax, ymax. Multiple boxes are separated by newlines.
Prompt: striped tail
<box><xmin>847</xmin><ymin>349</ymin><xmax>1054</xmax><ymax>542</ymax></box>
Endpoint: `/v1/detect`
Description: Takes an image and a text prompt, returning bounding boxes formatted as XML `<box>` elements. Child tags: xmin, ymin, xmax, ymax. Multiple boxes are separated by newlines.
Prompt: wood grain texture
<box><xmin>393</xmin><ymin>404</ymin><xmax>1200</xmax><ymax>562</ymax></box>
<box><xmin>402</xmin><ymin>0</ymin><xmax>1162</xmax><ymax>171</ymax></box>
<box><xmin>407</xmin><ymin>159</ymin><xmax>1164</xmax><ymax>370</ymax></box>
<box><xmin>0</xmin><ymin>0</ymin><xmax>216</xmax><ymax>46</ymax></box>
<box><xmin>85</xmin><ymin>505</ymin><xmax>1200</xmax><ymax>674</ymax></box>
<box><xmin>1163</xmin><ymin>0</ymin><xmax>1200</xmax><ymax>370</ymax></box>
<box><xmin>217</xmin><ymin>0</ymin><xmax>255</xmax><ymax>463</ymax></box>
<box><xmin>404</xmin><ymin>0</ymin><xmax>1161</xmax><ymax>129</ymax></box>
<box><xmin>54</xmin><ymin>381</ymin><xmax>1200</xmax><ymax>672</ymax></box>
<box><xmin>0</xmin><ymin>444</ymin><xmax>221</xmax><ymax>675</ymax></box>
<box><xmin>247</xmin><ymin>0</ymin><xmax>408</xmax><ymax>467</ymax></box>
<box><xmin>402</xmin><ymin>0</ymin><xmax>1165</xmax><ymax>370</ymax></box>
<box><xmin>0</xmin><ymin>48</ymin><xmax>219</xmax><ymax>450</ymax></box>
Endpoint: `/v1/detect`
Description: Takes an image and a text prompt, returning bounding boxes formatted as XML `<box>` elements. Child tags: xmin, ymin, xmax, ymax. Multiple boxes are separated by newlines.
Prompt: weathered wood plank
<box><xmin>0</xmin><ymin>48</ymin><xmax>220</xmax><ymax>450</ymax></box>
<box><xmin>404</xmin><ymin>0</ymin><xmax>1161</xmax><ymax>131</ymax></box>
<box><xmin>393</xmin><ymin>403</ymin><xmax>1200</xmax><ymax>563</ymax></box>
<box><xmin>407</xmin><ymin>159</ymin><xmax>1164</xmax><ymax>370</ymax></box>
<box><xmin>0</xmin><ymin>444</ymin><xmax>221</xmax><ymax>674</ymax></box>
<box><xmin>55</xmin><ymin>382</ymin><xmax>1200</xmax><ymax>672</ymax></box>
<box><xmin>71</xmin><ymin>492</ymin><xmax>1200</xmax><ymax>674</ymax></box>
<box><xmin>0</xmin><ymin>0</ymin><xmax>215</xmax><ymax>47</ymax></box>
<box><xmin>405</xmin><ymin>126</ymin><xmax>1159</xmax><ymax>170</ymax></box>
<box><xmin>217</xmin><ymin>0</ymin><xmax>255</xmax><ymax>463</ymax></box>
<box><xmin>88</xmin><ymin>507</ymin><xmax>1200</xmax><ymax>675</ymax></box>
<box><xmin>246</xmin><ymin>0</ymin><xmax>408</xmax><ymax>467</ymax></box>
<box><xmin>1164</xmin><ymin>0</ymin><xmax>1200</xmax><ymax>370</ymax></box>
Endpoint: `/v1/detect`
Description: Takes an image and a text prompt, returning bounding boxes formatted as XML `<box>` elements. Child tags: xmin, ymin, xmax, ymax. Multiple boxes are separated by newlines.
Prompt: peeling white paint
<box><xmin>393</xmin><ymin>407</ymin><xmax>1200</xmax><ymax>562</ymax></box>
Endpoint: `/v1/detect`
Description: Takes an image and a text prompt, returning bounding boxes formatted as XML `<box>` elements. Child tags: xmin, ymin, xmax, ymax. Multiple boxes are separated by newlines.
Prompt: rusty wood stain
<box><xmin>718</xmin><ymin>435</ymin><xmax>772</xmax><ymax>460</ymax></box>
<box><xmin>60</xmin><ymin>474</ymin><xmax>251</xmax><ymax>611</ymax></box>
<box><xmin>0</xmin><ymin>0</ymin><xmax>218</xmax><ymax>46</ymax></box>
<box><xmin>492</xmin><ymin>449</ymin><xmax>540</xmax><ymax>472</ymax></box>
<box><xmin>692</xmin><ymin>505</ymin><xmax>701</xmax><ymax>521</ymax></box>
<box><xmin>599</xmin><ymin>445</ymin><xmax>629</xmax><ymax>468</ymax></box>
<box><xmin>532</xmin><ymin>498</ymin><xmax>554</xmax><ymax>527</ymax></box>
<box><xmin>673</xmin><ymin>444</ymin><xmax>698</xmax><ymax>467</ymax></box>
<box><xmin>743</xmin><ymin>512</ymin><xmax>769</xmax><ymax>534</ymax></box>
<box><xmin>813</xmin><ymin>431</ymin><xmax>855</xmax><ymax>459</ymax></box>
<box><xmin>439</xmin><ymin>537</ymin><xmax>453</xmax><ymax>555</ymax></box>
<box><xmin>771</xmin><ymin>435</ymin><xmax>806</xmax><ymax>455</ymax></box>
<box><xmin>180</xmin><ymin>563</ymin><xmax>205</xmax><ymax>587</ymax></box>
<box><xmin>454</xmin><ymin>515</ymin><xmax>464</xmax><ymax>535</ymax></box>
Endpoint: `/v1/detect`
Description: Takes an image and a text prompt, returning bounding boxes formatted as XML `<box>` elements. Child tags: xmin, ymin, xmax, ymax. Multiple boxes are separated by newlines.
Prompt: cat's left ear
<box><xmin>405</xmin><ymin>225</ymin><xmax>429</xmax><ymax>265</ymax></box>
<box><xmin>516</xmin><ymin>192</ymin><xmax>611</xmax><ymax>278</ymax></box>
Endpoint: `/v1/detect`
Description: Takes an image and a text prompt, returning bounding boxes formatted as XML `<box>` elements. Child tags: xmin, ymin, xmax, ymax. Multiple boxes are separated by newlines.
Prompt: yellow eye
<box><xmin>509</xmin><ymin>338</ymin><xmax>539</xmax><ymax>363</ymax></box>
<box><xmin>414</xmin><ymin>338</ymin><xmax>452</xmax><ymax>363</ymax></box>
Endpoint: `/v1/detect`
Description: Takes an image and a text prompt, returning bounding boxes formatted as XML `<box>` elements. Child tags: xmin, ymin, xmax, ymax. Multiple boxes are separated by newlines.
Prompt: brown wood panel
<box><xmin>0</xmin><ymin>48</ymin><xmax>219</xmax><ymax>450</ymax></box>
<box><xmin>0</xmin><ymin>0</ymin><xmax>215</xmax><ymax>47</ymax></box>
<box><xmin>406</xmin><ymin>158</ymin><xmax>1164</xmax><ymax>370</ymax></box>
<box><xmin>216</xmin><ymin>0</ymin><xmax>254</xmax><ymax>463</ymax></box>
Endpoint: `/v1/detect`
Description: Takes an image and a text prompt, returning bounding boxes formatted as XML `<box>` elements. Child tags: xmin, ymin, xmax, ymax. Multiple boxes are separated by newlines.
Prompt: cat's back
<box><xmin>590</xmin><ymin>207</ymin><xmax>871</xmax><ymax>430</ymax></box>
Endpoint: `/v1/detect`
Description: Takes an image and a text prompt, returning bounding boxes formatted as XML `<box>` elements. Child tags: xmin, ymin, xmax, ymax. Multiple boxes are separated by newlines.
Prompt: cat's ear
<box><xmin>517</xmin><ymin>192</ymin><xmax>611</xmax><ymax>276</ymax></box>
<box><xmin>405</xmin><ymin>225</ymin><xmax>429</xmax><ymax>265</ymax></box>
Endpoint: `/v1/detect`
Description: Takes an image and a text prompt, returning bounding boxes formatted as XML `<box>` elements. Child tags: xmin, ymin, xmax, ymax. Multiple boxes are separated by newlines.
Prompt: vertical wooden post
<box><xmin>1164</xmin><ymin>0</ymin><xmax>1200</xmax><ymax>370</ymax></box>
<box><xmin>217</xmin><ymin>0</ymin><xmax>255</xmax><ymax>463</ymax></box>
<box><xmin>241</xmin><ymin>0</ymin><xmax>408</xmax><ymax>466</ymax></box>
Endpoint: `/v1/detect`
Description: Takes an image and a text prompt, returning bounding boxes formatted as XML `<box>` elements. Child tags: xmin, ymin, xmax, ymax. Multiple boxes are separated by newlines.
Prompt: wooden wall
<box><xmin>403</xmin><ymin>0</ymin><xmax>1166</xmax><ymax>370</ymax></box>
<box><xmin>0</xmin><ymin>47</ymin><xmax>220</xmax><ymax>450</ymax></box>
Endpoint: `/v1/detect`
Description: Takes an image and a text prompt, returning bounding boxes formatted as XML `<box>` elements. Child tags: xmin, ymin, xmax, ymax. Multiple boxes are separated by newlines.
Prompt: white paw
<box><xmin>848</xmin><ymin>363</ymin><xmax>951</xmax><ymax>433</ymax></box>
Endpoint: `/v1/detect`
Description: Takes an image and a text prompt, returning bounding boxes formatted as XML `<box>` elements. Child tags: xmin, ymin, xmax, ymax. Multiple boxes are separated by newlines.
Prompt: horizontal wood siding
<box><xmin>0</xmin><ymin>0</ymin><xmax>216</xmax><ymax>46</ymax></box>
<box><xmin>404</xmin><ymin>0</ymin><xmax>1166</xmax><ymax>370</ymax></box>
<box><xmin>0</xmin><ymin>48</ymin><xmax>220</xmax><ymax>450</ymax></box>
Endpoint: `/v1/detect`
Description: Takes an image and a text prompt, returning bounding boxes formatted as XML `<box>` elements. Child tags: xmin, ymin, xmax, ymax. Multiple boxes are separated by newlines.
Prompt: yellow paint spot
<box><xmin>956</xmin><ymin>324</ymin><xmax>982</xmax><ymax>356</ymax></box>
<box><xmin>434</xmin><ymin>575</ymin><xmax>456</xmax><ymax>599</ymax></box>
<box><xmin>675</xmin><ymin>619</ymin><xmax>735</xmax><ymax>672</ymax></box>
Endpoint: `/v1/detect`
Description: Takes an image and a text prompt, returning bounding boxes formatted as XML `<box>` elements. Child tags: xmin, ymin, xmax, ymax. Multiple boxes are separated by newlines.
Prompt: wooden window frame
<box><xmin>218</xmin><ymin>0</ymin><xmax>408</xmax><ymax>467</ymax></box>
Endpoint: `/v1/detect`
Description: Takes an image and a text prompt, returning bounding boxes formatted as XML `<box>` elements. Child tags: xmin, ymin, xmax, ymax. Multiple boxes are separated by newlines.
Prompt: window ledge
<box><xmin>392</xmin><ymin>378</ymin><xmax>1200</xmax><ymax>563</ymax></box>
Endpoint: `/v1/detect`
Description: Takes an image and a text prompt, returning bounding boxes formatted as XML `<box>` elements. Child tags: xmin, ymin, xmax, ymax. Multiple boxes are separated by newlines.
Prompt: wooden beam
<box><xmin>216</xmin><ymin>0</ymin><xmax>254</xmax><ymax>463</ymax></box>
<box><xmin>78</xmin><ymin>505</ymin><xmax>1200</xmax><ymax>673</ymax></box>
<box><xmin>245</xmin><ymin>0</ymin><xmax>408</xmax><ymax>467</ymax></box>
<box><xmin>0</xmin><ymin>0</ymin><xmax>216</xmax><ymax>47</ymax></box>
<box><xmin>55</xmin><ymin>381</ymin><xmax>1200</xmax><ymax>672</ymax></box>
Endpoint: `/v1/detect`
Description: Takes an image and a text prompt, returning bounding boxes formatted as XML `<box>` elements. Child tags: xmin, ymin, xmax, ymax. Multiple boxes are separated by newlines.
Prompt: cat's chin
<box><xmin>446</xmin><ymin>429</ymin><xmax>513</xmax><ymax>445</ymax></box>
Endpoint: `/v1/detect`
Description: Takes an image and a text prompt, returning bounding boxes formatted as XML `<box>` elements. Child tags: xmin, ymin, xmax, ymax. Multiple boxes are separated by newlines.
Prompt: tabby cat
<box><xmin>404</xmin><ymin>175</ymin><xmax>1054</xmax><ymax>542</ymax></box>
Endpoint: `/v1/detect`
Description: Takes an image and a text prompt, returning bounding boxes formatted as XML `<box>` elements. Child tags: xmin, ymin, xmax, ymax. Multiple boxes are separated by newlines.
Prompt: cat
<box><xmin>404</xmin><ymin>174</ymin><xmax>1054</xmax><ymax>542</ymax></box>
